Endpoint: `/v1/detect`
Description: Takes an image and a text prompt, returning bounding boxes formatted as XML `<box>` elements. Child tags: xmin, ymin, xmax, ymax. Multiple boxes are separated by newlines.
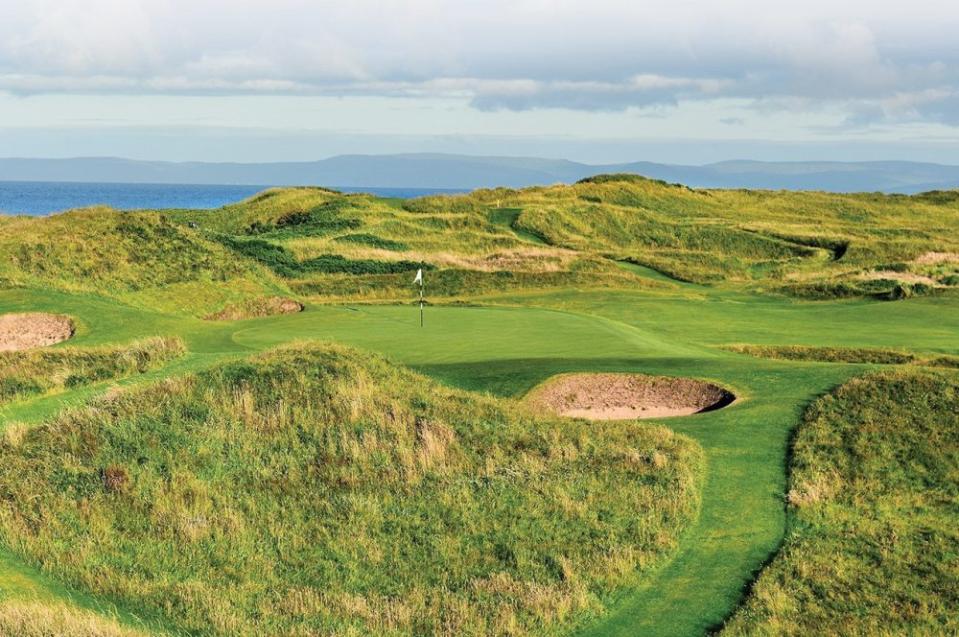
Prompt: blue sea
<box><xmin>0</xmin><ymin>181</ymin><xmax>466</xmax><ymax>216</ymax></box>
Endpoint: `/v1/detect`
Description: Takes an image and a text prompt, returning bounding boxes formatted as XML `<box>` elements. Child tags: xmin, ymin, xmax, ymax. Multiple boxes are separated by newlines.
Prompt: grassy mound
<box><xmin>0</xmin><ymin>208</ymin><xmax>286</xmax><ymax>315</ymax></box>
<box><xmin>168</xmin><ymin>186</ymin><xmax>669</xmax><ymax>302</ymax></box>
<box><xmin>0</xmin><ymin>336</ymin><xmax>185</xmax><ymax>405</ymax></box>
<box><xmin>722</xmin><ymin>370</ymin><xmax>959</xmax><ymax>635</ymax></box>
<box><xmin>388</xmin><ymin>179</ymin><xmax>959</xmax><ymax>292</ymax></box>
<box><xmin>0</xmin><ymin>344</ymin><xmax>704</xmax><ymax>636</ymax></box>
<box><xmin>4</xmin><ymin>179</ymin><xmax>959</xmax><ymax>309</ymax></box>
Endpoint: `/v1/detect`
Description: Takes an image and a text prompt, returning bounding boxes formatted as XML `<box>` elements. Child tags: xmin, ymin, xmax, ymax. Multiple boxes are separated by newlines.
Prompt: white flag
<box><xmin>413</xmin><ymin>269</ymin><xmax>423</xmax><ymax>286</ymax></box>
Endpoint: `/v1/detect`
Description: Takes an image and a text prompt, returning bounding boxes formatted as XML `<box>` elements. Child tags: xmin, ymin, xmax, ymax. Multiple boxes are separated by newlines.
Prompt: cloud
<box><xmin>839</xmin><ymin>89</ymin><xmax>959</xmax><ymax>128</ymax></box>
<box><xmin>469</xmin><ymin>75</ymin><xmax>730</xmax><ymax>111</ymax></box>
<box><xmin>1</xmin><ymin>0</ymin><xmax>959</xmax><ymax>126</ymax></box>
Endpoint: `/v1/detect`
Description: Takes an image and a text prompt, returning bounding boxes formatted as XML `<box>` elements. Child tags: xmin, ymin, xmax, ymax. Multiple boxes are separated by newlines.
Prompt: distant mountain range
<box><xmin>2</xmin><ymin>154</ymin><xmax>958</xmax><ymax>193</ymax></box>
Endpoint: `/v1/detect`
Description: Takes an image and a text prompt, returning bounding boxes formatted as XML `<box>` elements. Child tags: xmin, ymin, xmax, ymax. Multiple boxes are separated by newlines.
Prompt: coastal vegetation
<box><xmin>0</xmin><ymin>176</ymin><xmax>955</xmax><ymax>636</ymax></box>
<box><xmin>0</xmin><ymin>345</ymin><xmax>702</xmax><ymax>636</ymax></box>
<box><xmin>0</xmin><ymin>336</ymin><xmax>184</xmax><ymax>405</ymax></box>
<box><xmin>2</xmin><ymin>178</ymin><xmax>956</xmax><ymax>319</ymax></box>
<box><xmin>723</xmin><ymin>371</ymin><xmax>959</xmax><ymax>635</ymax></box>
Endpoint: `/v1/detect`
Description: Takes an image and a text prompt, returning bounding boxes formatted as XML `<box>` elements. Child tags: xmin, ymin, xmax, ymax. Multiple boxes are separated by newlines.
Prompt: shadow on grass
<box><xmin>413</xmin><ymin>356</ymin><xmax>735</xmax><ymax>398</ymax></box>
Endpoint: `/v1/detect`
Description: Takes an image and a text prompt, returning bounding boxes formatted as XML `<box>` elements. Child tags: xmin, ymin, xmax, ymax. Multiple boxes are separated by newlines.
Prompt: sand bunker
<box><xmin>858</xmin><ymin>270</ymin><xmax>940</xmax><ymax>286</ymax></box>
<box><xmin>527</xmin><ymin>373</ymin><xmax>735</xmax><ymax>420</ymax></box>
<box><xmin>0</xmin><ymin>313</ymin><xmax>74</xmax><ymax>351</ymax></box>
<box><xmin>914</xmin><ymin>251</ymin><xmax>959</xmax><ymax>265</ymax></box>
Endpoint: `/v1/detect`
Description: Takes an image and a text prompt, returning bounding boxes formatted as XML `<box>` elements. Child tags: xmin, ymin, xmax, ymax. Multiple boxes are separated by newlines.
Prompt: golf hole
<box><xmin>0</xmin><ymin>312</ymin><xmax>75</xmax><ymax>352</ymax></box>
<box><xmin>527</xmin><ymin>372</ymin><xmax>736</xmax><ymax>420</ymax></box>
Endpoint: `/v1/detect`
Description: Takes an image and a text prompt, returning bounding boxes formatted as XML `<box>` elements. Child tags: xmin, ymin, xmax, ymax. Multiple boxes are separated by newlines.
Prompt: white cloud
<box><xmin>0</xmin><ymin>0</ymin><xmax>958</xmax><ymax>127</ymax></box>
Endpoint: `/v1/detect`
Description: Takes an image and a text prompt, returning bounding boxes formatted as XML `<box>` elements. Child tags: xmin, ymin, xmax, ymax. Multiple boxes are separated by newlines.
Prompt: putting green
<box><xmin>0</xmin><ymin>284</ymin><xmax>955</xmax><ymax>636</ymax></box>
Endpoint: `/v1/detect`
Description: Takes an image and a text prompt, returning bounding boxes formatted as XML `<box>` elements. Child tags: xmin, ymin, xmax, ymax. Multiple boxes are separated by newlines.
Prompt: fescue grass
<box><xmin>215</xmin><ymin>235</ymin><xmax>432</xmax><ymax>278</ymax></box>
<box><xmin>722</xmin><ymin>370</ymin><xmax>959</xmax><ymax>636</ymax></box>
<box><xmin>7</xmin><ymin>178</ymin><xmax>957</xmax><ymax>316</ymax></box>
<box><xmin>204</xmin><ymin>296</ymin><xmax>303</xmax><ymax>321</ymax></box>
<box><xmin>0</xmin><ymin>208</ymin><xmax>285</xmax><ymax>316</ymax></box>
<box><xmin>289</xmin><ymin>257</ymin><xmax>657</xmax><ymax>301</ymax></box>
<box><xmin>725</xmin><ymin>344</ymin><xmax>916</xmax><ymax>364</ymax></box>
<box><xmin>725</xmin><ymin>343</ymin><xmax>959</xmax><ymax>368</ymax></box>
<box><xmin>334</xmin><ymin>233</ymin><xmax>410</xmax><ymax>251</ymax></box>
<box><xmin>0</xmin><ymin>601</ymin><xmax>147</xmax><ymax>637</ymax></box>
<box><xmin>0</xmin><ymin>344</ymin><xmax>703</xmax><ymax>636</ymax></box>
<box><xmin>0</xmin><ymin>337</ymin><xmax>185</xmax><ymax>405</ymax></box>
<box><xmin>383</xmin><ymin>176</ymin><xmax>959</xmax><ymax>293</ymax></box>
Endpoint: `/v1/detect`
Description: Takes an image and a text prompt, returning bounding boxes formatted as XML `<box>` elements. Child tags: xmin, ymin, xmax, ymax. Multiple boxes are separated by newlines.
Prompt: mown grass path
<box><xmin>574</xmin><ymin>361</ymin><xmax>851</xmax><ymax>636</ymax></box>
<box><xmin>0</xmin><ymin>287</ymin><xmax>956</xmax><ymax>635</ymax></box>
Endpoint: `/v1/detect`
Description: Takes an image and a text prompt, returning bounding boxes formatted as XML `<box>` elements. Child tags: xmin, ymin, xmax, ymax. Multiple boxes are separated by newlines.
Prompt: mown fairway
<box><xmin>0</xmin><ymin>274</ymin><xmax>955</xmax><ymax>635</ymax></box>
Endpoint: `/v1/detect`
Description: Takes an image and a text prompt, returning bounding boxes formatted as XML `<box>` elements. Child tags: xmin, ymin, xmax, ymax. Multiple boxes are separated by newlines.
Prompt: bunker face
<box><xmin>0</xmin><ymin>313</ymin><xmax>75</xmax><ymax>351</ymax></box>
<box><xmin>528</xmin><ymin>373</ymin><xmax>735</xmax><ymax>420</ymax></box>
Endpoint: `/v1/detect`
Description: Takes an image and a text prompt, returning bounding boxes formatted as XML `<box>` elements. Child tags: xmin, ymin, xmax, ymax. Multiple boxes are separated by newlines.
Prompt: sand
<box><xmin>527</xmin><ymin>372</ymin><xmax>735</xmax><ymax>421</ymax></box>
<box><xmin>859</xmin><ymin>271</ymin><xmax>940</xmax><ymax>286</ymax></box>
<box><xmin>0</xmin><ymin>313</ymin><xmax>74</xmax><ymax>351</ymax></box>
<box><xmin>914</xmin><ymin>251</ymin><xmax>959</xmax><ymax>265</ymax></box>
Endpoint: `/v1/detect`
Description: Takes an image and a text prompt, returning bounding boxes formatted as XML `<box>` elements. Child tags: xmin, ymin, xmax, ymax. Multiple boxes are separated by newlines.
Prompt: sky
<box><xmin>1</xmin><ymin>0</ymin><xmax>959</xmax><ymax>164</ymax></box>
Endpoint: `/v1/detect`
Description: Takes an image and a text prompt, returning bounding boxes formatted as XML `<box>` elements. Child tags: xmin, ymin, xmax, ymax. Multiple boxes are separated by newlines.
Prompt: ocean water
<box><xmin>0</xmin><ymin>181</ymin><xmax>466</xmax><ymax>216</ymax></box>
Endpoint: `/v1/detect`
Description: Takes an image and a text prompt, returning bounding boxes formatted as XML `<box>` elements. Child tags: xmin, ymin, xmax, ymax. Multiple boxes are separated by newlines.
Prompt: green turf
<box><xmin>0</xmin><ymin>175</ymin><xmax>957</xmax><ymax>635</ymax></box>
<box><xmin>0</xmin><ymin>277</ymin><xmax>954</xmax><ymax>635</ymax></box>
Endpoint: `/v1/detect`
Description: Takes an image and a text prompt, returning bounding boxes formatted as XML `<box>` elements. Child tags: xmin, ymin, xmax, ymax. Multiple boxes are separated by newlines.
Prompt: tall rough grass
<box><xmin>0</xmin><ymin>209</ymin><xmax>286</xmax><ymax>316</ymax></box>
<box><xmin>722</xmin><ymin>370</ymin><xmax>959</xmax><ymax>636</ymax></box>
<box><xmin>7</xmin><ymin>178</ymin><xmax>957</xmax><ymax>313</ymax></box>
<box><xmin>0</xmin><ymin>344</ymin><xmax>703</xmax><ymax>636</ymax></box>
<box><xmin>0</xmin><ymin>602</ymin><xmax>146</xmax><ymax>637</ymax></box>
<box><xmin>0</xmin><ymin>336</ymin><xmax>185</xmax><ymax>405</ymax></box>
<box><xmin>725</xmin><ymin>344</ymin><xmax>959</xmax><ymax>368</ymax></box>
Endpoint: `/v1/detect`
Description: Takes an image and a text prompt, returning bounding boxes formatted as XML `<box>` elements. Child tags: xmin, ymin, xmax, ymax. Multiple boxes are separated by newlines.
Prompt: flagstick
<box><xmin>413</xmin><ymin>268</ymin><xmax>424</xmax><ymax>327</ymax></box>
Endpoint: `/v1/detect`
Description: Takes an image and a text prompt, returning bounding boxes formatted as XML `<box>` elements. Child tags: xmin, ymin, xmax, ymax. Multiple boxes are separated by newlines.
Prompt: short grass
<box><xmin>722</xmin><ymin>370</ymin><xmax>959</xmax><ymax>635</ymax></box>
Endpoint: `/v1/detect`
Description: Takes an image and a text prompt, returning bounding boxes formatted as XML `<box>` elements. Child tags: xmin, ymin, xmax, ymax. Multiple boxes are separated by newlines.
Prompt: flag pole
<box><xmin>414</xmin><ymin>268</ymin><xmax>424</xmax><ymax>327</ymax></box>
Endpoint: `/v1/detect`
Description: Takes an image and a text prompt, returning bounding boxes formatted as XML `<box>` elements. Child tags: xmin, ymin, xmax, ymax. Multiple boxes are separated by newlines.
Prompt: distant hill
<box><xmin>2</xmin><ymin>154</ymin><xmax>958</xmax><ymax>193</ymax></box>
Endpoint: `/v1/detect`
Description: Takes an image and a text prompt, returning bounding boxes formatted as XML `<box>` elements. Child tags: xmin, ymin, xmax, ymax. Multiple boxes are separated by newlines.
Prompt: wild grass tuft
<box><xmin>0</xmin><ymin>601</ymin><xmax>147</xmax><ymax>637</ymax></box>
<box><xmin>0</xmin><ymin>336</ymin><xmax>185</xmax><ymax>405</ymax></box>
<box><xmin>725</xmin><ymin>343</ymin><xmax>959</xmax><ymax>368</ymax></box>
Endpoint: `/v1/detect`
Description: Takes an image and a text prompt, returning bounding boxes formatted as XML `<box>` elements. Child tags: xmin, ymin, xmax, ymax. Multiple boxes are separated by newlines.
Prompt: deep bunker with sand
<box><xmin>527</xmin><ymin>372</ymin><xmax>736</xmax><ymax>420</ymax></box>
<box><xmin>0</xmin><ymin>312</ymin><xmax>74</xmax><ymax>351</ymax></box>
